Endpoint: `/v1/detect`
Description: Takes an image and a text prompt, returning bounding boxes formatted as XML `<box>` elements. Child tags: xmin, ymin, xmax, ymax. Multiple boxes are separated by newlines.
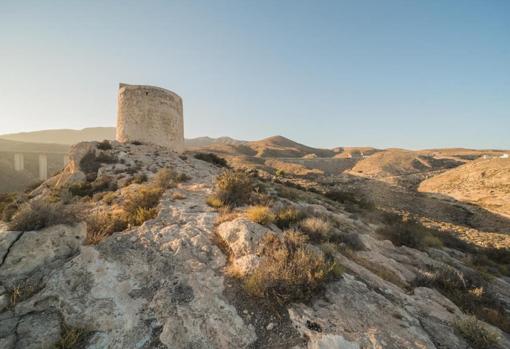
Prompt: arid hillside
<box><xmin>419</xmin><ymin>157</ymin><xmax>510</xmax><ymax>217</ymax></box>
<box><xmin>1</xmin><ymin>140</ymin><xmax>509</xmax><ymax>349</ymax></box>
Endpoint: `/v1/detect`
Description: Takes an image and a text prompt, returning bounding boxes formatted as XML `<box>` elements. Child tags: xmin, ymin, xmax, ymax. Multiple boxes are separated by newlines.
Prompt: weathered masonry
<box><xmin>116</xmin><ymin>83</ymin><xmax>184</xmax><ymax>153</ymax></box>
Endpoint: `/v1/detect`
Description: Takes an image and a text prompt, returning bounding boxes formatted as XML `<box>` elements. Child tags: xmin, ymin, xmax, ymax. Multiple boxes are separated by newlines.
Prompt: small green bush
<box><xmin>8</xmin><ymin>200</ymin><xmax>78</xmax><ymax>231</ymax></box>
<box><xmin>194</xmin><ymin>152</ymin><xmax>228</xmax><ymax>167</ymax></box>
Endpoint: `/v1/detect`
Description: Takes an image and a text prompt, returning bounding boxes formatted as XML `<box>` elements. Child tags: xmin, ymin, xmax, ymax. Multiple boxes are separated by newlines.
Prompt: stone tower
<box><xmin>116</xmin><ymin>83</ymin><xmax>184</xmax><ymax>153</ymax></box>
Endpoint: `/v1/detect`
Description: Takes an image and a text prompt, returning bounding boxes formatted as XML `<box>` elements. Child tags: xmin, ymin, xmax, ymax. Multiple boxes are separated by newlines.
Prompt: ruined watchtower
<box><xmin>116</xmin><ymin>83</ymin><xmax>184</xmax><ymax>153</ymax></box>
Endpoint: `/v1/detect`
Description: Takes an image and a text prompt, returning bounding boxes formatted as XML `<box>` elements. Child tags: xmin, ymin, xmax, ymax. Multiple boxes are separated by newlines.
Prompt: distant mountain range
<box><xmin>0</xmin><ymin>127</ymin><xmax>246</xmax><ymax>149</ymax></box>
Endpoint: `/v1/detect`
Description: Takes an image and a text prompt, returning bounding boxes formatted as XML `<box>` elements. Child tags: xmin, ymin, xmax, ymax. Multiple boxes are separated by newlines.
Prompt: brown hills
<box><xmin>419</xmin><ymin>157</ymin><xmax>510</xmax><ymax>217</ymax></box>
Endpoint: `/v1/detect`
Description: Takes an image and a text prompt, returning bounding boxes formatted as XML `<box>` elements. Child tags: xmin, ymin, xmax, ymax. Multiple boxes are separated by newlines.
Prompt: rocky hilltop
<box><xmin>0</xmin><ymin>141</ymin><xmax>509</xmax><ymax>348</ymax></box>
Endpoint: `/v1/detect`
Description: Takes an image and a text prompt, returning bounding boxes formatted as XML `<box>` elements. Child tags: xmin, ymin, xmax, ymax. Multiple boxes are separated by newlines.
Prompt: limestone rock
<box><xmin>0</xmin><ymin>223</ymin><xmax>86</xmax><ymax>286</ymax></box>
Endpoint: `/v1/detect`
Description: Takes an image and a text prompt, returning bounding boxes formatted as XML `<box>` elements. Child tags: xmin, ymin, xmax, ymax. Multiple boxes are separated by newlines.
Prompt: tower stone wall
<box><xmin>116</xmin><ymin>83</ymin><xmax>184</xmax><ymax>152</ymax></box>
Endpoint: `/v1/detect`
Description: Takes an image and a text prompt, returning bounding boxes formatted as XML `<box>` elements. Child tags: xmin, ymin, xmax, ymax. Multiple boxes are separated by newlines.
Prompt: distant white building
<box><xmin>501</xmin><ymin>153</ymin><xmax>509</xmax><ymax>159</ymax></box>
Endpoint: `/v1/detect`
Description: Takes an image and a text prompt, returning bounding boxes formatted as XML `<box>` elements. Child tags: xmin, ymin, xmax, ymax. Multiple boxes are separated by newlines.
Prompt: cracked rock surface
<box><xmin>1</xmin><ymin>141</ymin><xmax>509</xmax><ymax>348</ymax></box>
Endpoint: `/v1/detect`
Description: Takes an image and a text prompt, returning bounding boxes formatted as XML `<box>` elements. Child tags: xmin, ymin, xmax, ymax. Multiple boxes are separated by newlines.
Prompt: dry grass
<box><xmin>208</xmin><ymin>170</ymin><xmax>253</xmax><ymax>208</ymax></box>
<box><xmin>215</xmin><ymin>208</ymin><xmax>240</xmax><ymax>225</ymax></box>
<box><xmin>123</xmin><ymin>186</ymin><xmax>163</xmax><ymax>216</ymax></box>
<box><xmin>454</xmin><ymin>316</ymin><xmax>500</xmax><ymax>349</ymax></box>
<box><xmin>274</xmin><ymin>206</ymin><xmax>306</xmax><ymax>230</ymax></box>
<box><xmin>129</xmin><ymin>207</ymin><xmax>158</xmax><ymax>226</ymax></box>
<box><xmin>85</xmin><ymin>210</ymin><xmax>128</xmax><ymax>245</ymax></box>
<box><xmin>8</xmin><ymin>199</ymin><xmax>78</xmax><ymax>231</ymax></box>
<box><xmin>244</xmin><ymin>231</ymin><xmax>340</xmax><ymax>303</ymax></box>
<box><xmin>153</xmin><ymin>168</ymin><xmax>190</xmax><ymax>189</ymax></box>
<box><xmin>206</xmin><ymin>196</ymin><xmax>224</xmax><ymax>208</ymax></box>
<box><xmin>414</xmin><ymin>265</ymin><xmax>510</xmax><ymax>333</ymax></box>
<box><xmin>298</xmin><ymin>216</ymin><xmax>331</xmax><ymax>242</ymax></box>
<box><xmin>9</xmin><ymin>282</ymin><xmax>35</xmax><ymax>308</ymax></box>
<box><xmin>245</xmin><ymin>205</ymin><xmax>275</xmax><ymax>225</ymax></box>
<box><xmin>54</xmin><ymin>324</ymin><xmax>88</xmax><ymax>349</ymax></box>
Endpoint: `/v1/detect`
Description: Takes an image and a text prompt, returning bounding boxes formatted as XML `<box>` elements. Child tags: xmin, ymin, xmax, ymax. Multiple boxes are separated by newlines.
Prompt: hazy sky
<box><xmin>0</xmin><ymin>0</ymin><xmax>509</xmax><ymax>149</ymax></box>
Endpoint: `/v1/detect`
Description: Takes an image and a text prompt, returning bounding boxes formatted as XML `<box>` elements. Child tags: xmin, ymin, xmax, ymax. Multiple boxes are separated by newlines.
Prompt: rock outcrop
<box><xmin>0</xmin><ymin>141</ymin><xmax>509</xmax><ymax>348</ymax></box>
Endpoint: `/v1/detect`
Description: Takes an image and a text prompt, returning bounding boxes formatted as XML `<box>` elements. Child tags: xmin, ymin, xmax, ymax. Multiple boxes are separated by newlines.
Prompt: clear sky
<box><xmin>0</xmin><ymin>0</ymin><xmax>509</xmax><ymax>149</ymax></box>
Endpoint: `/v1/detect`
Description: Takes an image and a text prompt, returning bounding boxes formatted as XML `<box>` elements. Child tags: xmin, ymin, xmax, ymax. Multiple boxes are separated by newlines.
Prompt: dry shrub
<box><xmin>0</xmin><ymin>193</ymin><xmax>20</xmax><ymax>222</ymax></box>
<box><xmin>130</xmin><ymin>207</ymin><xmax>158</xmax><ymax>226</ymax></box>
<box><xmin>206</xmin><ymin>196</ymin><xmax>224</xmax><ymax>208</ymax></box>
<box><xmin>96</xmin><ymin>140</ymin><xmax>112</xmax><ymax>150</ymax></box>
<box><xmin>377</xmin><ymin>214</ymin><xmax>443</xmax><ymax>250</ymax></box>
<box><xmin>299</xmin><ymin>217</ymin><xmax>331</xmax><ymax>242</ymax></box>
<box><xmin>244</xmin><ymin>231</ymin><xmax>340</xmax><ymax>303</ymax></box>
<box><xmin>194</xmin><ymin>152</ymin><xmax>228</xmax><ymax>167</ymax></box>
<box><xmin>415</xmin><ymin>265</ymin><xmax>510</xmax><ymax>332</ymax></box>
<box><xmin>336</xmin><ymin>232</ymin><xmax>366</xmax><ymax>251</ymax></box>
<box><xmin>245</xmin><ymin>205</ymin><xmax>275</xmax><ymax>225</ymax></box>
<box><xmin>274</xmin><ymin>206</ymin><xmax>305</xmax><ymax>229</ymax></box>
<box><xmin>123</xmin><ymin>186</ymin><xmax>163</xmax><ymax>216</ymax></box>
<box><xmin>85</xmin><ymin>210</ymin><xmax>128</xmax><ymax>245</ymax></box>
<box><xmin>131</xmin><ymin>173</ymin><xmax>148</xmax><ymax>184</ymax></box>
<box><xmin>68</xmin><ymin>176</ymin><xmax>117</xmax><ymax>197</ymax></box>
<box><xmin>153</xmin><ymin>168</ymin><xmax>190</xmax><ymax>189</ymax></box>
<box><xmin>9</xmin><ymin>281</ymin><xmax>36</xmax><ymax>308</ymax></box>
<box><xmin>208</xmin><ymin>170</ymin><xmax>253</xmax><ymax>208</ymax></box>
<box><xmin>454</xmin><ymin>316</ymin><xmax>500</xmax><ymax>349</ymax></box>
<box><xmin>54</xmin><ymin>324</ymin><xmax>88</xmax><ymax>349</ymax></box>
<box><xmin>215</xmin><ymin>208</ymin><xmax>240</xmax><ymax>225</ymax></box>
<box><xmin>8</xmin><ymin>200</ymin><xmax>78</xmax><ymax>231</ymax></box>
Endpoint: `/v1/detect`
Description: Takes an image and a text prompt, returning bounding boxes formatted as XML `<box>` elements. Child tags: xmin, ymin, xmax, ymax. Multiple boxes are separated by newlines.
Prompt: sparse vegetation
<box><xmin>244</xmin><ymin>231</ymin><xmax>340</xmax><ymax>303</ymax></box>
<box><xmin>454</xmin><ymin>316</ymin><xmax>500</xmax><ymax>349</ymax></box>
<box><xmin>153</xmin><ymin>167</ymin><xmax>190</xmax><ymax>189</ymax></box>
<box><xmin>123</xmin><ymin>186</ymin><xmax>163</xmax><ymax>217</ymax></box>
<box><xmin>376</xmin><ymin>213</ymin><xmax>444</xmax><ymax>250</ymax></box>
<box><xmin>414</xmin><ymin>265</ymin><xmax>510</xmax><ymax>332</ymax></box>
<box><xmin>298</xmin><ymin>216</ymin><xmax>331</xmax><ymax>242</ymax></box>
<box><xmin>131</xmin><ymin>173</ymin><xmax>148</xmax><ymax>184</ymax></box>
<box><xmin>335</xmin><ymin>232</ymin><xmax>366</xmax><ymax>251</ymax></box>
<box><xmin>85</xmin><ymin>210</ymin><xmax>128</xmax><ymax>245</ymax></box>
<box><xmin>0</xmin><ymin>192</ymin><xmax>17</xmax><ymax>218</ymax></box>
<box><xmin>194</xmin><ymin>152</ymin><xmax>229</xmax><ymax>167</ymax></box>
<box><xmin>97</xmin><ymin>140</ymin><xmax>113</xmax><ymax>150</ymax></box>
<box><xmin>9</xmin><ymin>281</ymin><xmax>36</xmax><ymax>308</ymax></box>
<box><xmin>8</xmin><ymin>199</ymin><xmax>78</xmax><ymax>231</ymax></box>
<box><xmin>54</xmin><ymin>324</ymin><xmax>89</xmax><ymax>349</ymax></box>
<box><xmin>274</xmin><ymin>206</ymin><xmax>305</xmax><ymax>229</ymax></box>
<box><xmin>324</xmin><ymin>189</ymin><xmax>374</xmax><ymax>210</ymax></box>
<box><xmin>245</xmin><ymin>205</ymin><xmax>275</xmax><ymax>225</ymax></box>
<box><xmin>68</xmin><ymin>176</ymin><xmax>117</xmax><ymax>197</ymax></box>
<box><xmin>207</xmin><ymin>170</ymin><xmax>253</xmax><ymax>208</ymax></box>
<box><xmin>79</xmin><ymin>151</ymin><xmax>117</xmax><ymax>179</ymax></box>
